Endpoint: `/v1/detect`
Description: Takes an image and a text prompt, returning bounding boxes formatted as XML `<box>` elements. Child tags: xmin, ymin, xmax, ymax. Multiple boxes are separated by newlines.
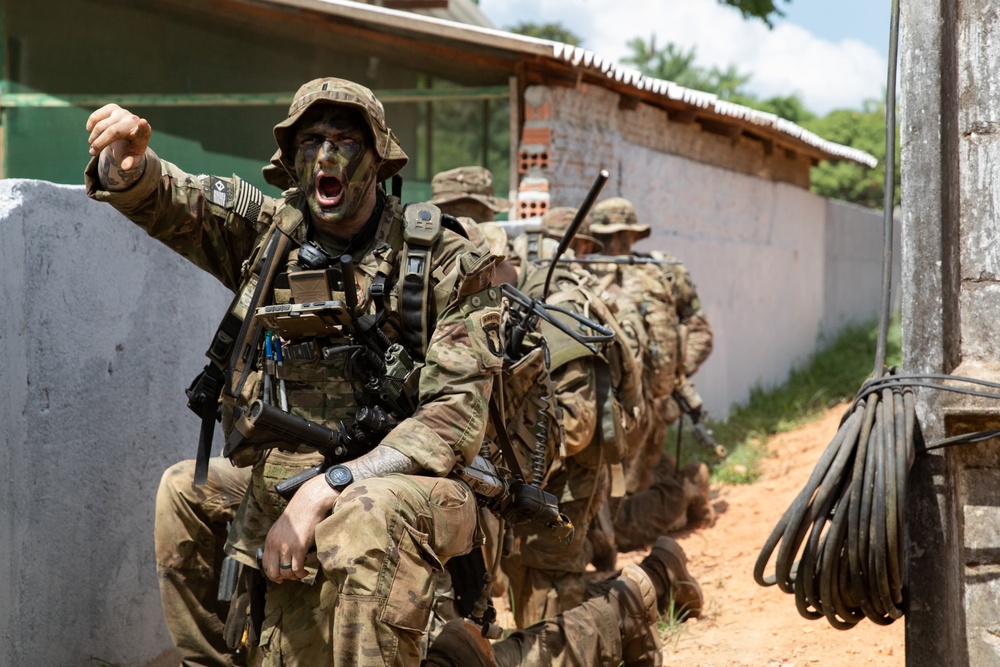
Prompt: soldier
<box><xmin>588</xmin><ymin>197</ymin><xmax>714</xmax><ymax>574</ymax></box>
<box><xmin>87</xmin><ymin>77</ymin><xmax>503</xmax><ymax>666</ymax></box>
<box><xmin>499</xmin><ymin>207</ymin><xmax>644</xmax><ymax>628</ymax></box>
<box><xmin>428</xmin><ymin>165</ymin><xmax>511</xmax><ymax>223</ymax></box>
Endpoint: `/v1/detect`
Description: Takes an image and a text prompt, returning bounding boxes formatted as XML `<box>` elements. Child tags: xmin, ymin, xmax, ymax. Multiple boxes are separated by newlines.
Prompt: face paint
<box><xmin>293</xmin><ymin>106</ymin><xmax>382</xmax><ymax>239</ymax></box>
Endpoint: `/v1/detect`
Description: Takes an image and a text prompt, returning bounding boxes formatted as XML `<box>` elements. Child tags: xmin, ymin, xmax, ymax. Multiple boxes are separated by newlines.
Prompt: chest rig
<box><xmin>188</xmin><ymin>194</ymin><xmax>445</xmax><ymax>488</ymax></box>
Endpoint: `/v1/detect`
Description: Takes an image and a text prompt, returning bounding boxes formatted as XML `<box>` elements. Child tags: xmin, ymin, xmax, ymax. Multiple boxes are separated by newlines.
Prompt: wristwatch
<box><xmin>325</xmin><ymin>465</ymin><xmax>354</xmax><ymax>493</ymax></box>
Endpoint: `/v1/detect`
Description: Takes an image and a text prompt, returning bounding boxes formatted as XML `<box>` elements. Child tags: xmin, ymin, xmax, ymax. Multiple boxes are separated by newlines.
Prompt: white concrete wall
<box><xmin>0</xmin><ymin>180</ymin><xmax>231</xmax><ymax>667</ymax></box>
<box><xmin>630</xmin><ymin>160</ymin><xmax>827</xmax><ymax>417</ymax></box>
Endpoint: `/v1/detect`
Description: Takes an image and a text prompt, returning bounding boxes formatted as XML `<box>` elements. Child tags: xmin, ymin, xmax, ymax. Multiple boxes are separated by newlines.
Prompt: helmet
<box><xmin>428</xmin><ymin>166</ymin><xmax>511</xmax><ymax>213</ymax></box>
<box><xmin>271</xmin><ymin>77</ymin><xmax>408</xmax><ymax>183</ymax></box>
<box><xmin>590</xmin><ymin>197</ymin><xmax>650</xmax><ymax>238</ymax></box>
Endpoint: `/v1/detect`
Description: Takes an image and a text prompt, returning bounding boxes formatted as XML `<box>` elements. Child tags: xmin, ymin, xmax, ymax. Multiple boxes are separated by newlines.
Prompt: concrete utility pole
<box><xmin>902</xmin><ymin>1</ymin><xmax>1000</xmax><ymax>664</ymax></box>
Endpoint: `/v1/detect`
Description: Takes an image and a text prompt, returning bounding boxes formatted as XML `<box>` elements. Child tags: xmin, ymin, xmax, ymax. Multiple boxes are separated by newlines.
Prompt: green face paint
<box><xmin>293</xmin><ymin>106</ymin><xmax>381</xmax><ymax>239</ymax></box>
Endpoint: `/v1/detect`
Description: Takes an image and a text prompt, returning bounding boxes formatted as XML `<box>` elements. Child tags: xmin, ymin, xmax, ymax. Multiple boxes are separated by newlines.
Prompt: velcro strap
<box><xmin>401</xmin><ymin>245</ymin><xmax>430</xmax><ymax>355</ymax></box>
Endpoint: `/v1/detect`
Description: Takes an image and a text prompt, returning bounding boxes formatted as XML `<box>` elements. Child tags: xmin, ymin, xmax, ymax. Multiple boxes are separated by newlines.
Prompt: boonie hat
<box><xmin>262</xmin><ymin>149</ymin><xmax>294</xmax><ymax>191</ymax></box>
<box><xmin>539</xmin><ymin>206</ymin><xmax>604</xmax><ymax>252</ymax></box>
<box><xmin>590</xmin><ymin>197</ymin><xmax>651</xmax><ymax>239</ymax></box>
<box><xmin>272</xmin><ymin>77</ymin><xmax>408</xmax><ymax>182</ymax></box>
<box><xmin>428</xmin><ymin>166</ymin><xmax>511</xmax><ymax>213</ymax></box>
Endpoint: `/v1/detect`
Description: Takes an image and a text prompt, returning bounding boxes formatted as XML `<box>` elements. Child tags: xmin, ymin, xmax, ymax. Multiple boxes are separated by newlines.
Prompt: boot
<box><xmin>615</xmin><ymin>564</ymin><xmax>663</xmax><ymax>667</ymax></box>
<box><xmin>681</xmin><ymin>462</ymin><xmax>715</xmax><ymax>528</ymax></box>
<box><xmin>639</xmin><ymin>536</ymin><xmax>704</xmax><ymax>620</ymax></box>
<box><xmin>423</xmin><ymin>619</ymin><xmax>498</xmax><ymax>667</ymax></box>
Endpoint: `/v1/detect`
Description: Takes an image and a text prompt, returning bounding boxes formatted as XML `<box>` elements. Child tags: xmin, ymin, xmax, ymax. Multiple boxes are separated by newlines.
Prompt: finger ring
<box><xmin>279</xmin><ymin>562</ymin><xmax>293</xmax><ymax>570</ymax></box>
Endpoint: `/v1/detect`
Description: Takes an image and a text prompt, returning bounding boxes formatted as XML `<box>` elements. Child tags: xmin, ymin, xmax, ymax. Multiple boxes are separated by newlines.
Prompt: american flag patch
<box><xmin>233</xmin><ymin>180</ymin><xmax>264</xmax><ymax>223</ymax></box>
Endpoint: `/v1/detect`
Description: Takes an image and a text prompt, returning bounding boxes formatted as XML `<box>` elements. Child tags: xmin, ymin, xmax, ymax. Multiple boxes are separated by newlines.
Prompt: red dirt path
<box><xmin>640</xmin><ymin>403</ymin><xmax>905</xmax><ymax>666</ymax></box>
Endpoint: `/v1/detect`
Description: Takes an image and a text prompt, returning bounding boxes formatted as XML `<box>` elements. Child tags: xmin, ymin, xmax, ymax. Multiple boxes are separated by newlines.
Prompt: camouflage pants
<box><xmin>505</xmin><ymin>461</ymin><xmax>608</xmax><ymax>628</ymax></box>
<box><xmin>250</xmin><ymin>474</ymin><xmax>479</xmax><ymax>667</ymax></box>
<box><xmin>489</xmin><ymin>589</ymin><xmax>624</xmax><ymax>667</ymax></box>
<box><xmin>624</xmin><ymin>395</ymin><xmax>680</xmax><ymax>495</ymax></box>
<box><xmin>154</xmin><ymin>457</ymin><xmax>251</xmax><ymax>667</ymax></box>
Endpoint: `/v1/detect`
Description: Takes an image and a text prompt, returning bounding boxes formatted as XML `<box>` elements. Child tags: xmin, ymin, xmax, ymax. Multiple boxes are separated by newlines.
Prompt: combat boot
<box><xmin>681</xmin><ymin>462</ymin><xmax>715</xmax><ymax>527</ymax></box>
<box><xmin>423</xmin><ymin>618</ymin><xmax>498</xmax><ymax>667</ymax></box>
<box><xmin>615</xmin><ymin>564</ymin><xmax>663</xmax><ymax>667</ymax></box>
<box><xmin>639</xmin><ymin>536</ymin><xmax>704</xmax><ymax>620</ymax></box>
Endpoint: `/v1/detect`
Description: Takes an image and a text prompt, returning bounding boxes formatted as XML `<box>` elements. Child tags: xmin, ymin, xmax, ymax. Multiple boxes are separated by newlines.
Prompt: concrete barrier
<box><xmin>0</xmin><ymin>179</ymin><xmax>231</xmax><ymax>666</ymax></box>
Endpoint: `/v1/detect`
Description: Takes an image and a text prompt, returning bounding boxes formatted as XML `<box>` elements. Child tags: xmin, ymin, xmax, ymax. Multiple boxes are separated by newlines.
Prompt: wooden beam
<box><xmin>0</xmin><ymin>87</ymin><xmax>509</xmax><ymax>108</ymax></box>
<box><xmin>383</xmin><ymin>0</ymin><xmax>449</xmax><ymax>8</ymax></box>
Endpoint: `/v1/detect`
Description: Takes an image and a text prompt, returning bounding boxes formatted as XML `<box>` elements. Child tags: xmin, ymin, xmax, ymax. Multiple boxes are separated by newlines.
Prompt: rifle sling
<box><xmin>193</xmin><ymin>225</ymin><xmax>291</xmax><ymax>483</ymax></box>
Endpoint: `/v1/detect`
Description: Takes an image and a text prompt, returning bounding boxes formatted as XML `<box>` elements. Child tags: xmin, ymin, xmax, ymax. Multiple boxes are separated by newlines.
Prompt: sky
<box><xmin>477</xmin><ymin>0</ymin><xmax>891</xmax><ymax>117</ymax></box>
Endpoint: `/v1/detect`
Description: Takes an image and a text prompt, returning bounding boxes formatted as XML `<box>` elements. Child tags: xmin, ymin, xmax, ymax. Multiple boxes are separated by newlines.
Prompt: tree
<box><xmin>718</xmin><ymin>0</ymin><xmax>791</xmax><ymax>27</ymax></box>
<box><xmin>506</xmin><ymin>21</ymin><xmax>583</xmax><ymax>46</ymax></box>
<box><xmin>801</xmin><ymin>99</ymin><xmax>899</xmax><ymax>209</ymax></box>
<box><xmin>621</xmin><ymin>37</ymin><xmax>754</xmax><ymax>100</ymax></box>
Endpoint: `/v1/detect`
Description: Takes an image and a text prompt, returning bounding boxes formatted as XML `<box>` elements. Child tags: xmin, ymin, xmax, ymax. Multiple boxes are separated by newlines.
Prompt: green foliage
<box><xmin>802</xmin><ymin>100</ymin><xmax>900</xmax><ymax>209</ymax></box>
<box><xmin>718</xmin><ymin>0</ymin><xmax>791</xmax><ymax>27</ymax></box>
<box><xmin>622</xmin><ymin>38</ymin><xmax>752</xmax><ymax>100</ymax></box>
<box><xmin>680</xmin><ymin>317</ymin><xmax>902</xmax><ymax>484</ymax></box>
<box><xmin>506</xmin><ymin>21</ymin><xmax>584</xmax><ymax>46</ymax></box>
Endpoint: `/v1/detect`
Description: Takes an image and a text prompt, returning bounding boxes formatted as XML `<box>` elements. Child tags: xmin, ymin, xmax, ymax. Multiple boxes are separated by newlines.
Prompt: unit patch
<box><xmin>481</xmin><ymin>311</ymin><xmax>504</xmax><ymax>358</ymax></box>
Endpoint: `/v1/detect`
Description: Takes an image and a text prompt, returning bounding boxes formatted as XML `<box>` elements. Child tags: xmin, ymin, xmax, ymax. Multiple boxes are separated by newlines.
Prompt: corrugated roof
<box><xmin>259</xmin><ymin>0</ymin><xmax>878</xmax><ymax>168</ymax></box>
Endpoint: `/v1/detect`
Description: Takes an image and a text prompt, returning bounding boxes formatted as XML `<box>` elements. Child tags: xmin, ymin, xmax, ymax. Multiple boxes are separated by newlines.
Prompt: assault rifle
<box><xmin>673</xmin><ymin>387</ymin><xmax>728</xmax><ymax>459</ymax></box>
<box><xmin>552</xmin><ymin>255</ymin><xmax>682</xmax><ymax>266</ymax></box>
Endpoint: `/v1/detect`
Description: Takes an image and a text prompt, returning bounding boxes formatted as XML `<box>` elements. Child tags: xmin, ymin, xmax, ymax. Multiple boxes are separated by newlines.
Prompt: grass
<box><xmin>678</xmin><ymin>316</ymin><xmax>902</xmax><ymax>484</ymax></box>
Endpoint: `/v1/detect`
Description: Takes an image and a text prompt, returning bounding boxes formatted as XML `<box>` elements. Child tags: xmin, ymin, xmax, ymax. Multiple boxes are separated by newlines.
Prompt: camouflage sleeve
<box><xmin>379</xmin><ymin>248</ymin><xmax>504</xmax><ymax>476</ymax></box>
<box><xmin>552</xmin><ymin>359</ymin><xmax>598</xmax><ymax>458</ymax></box>
<box><xmin>85</xmin><ymin>148</ymin><xmax>270</xmax><ymax>291</ymax></box>
<box><xmin>673</xmin><ymin>263</ymin><xmax>714</xmax><ymax>376</ymax></box>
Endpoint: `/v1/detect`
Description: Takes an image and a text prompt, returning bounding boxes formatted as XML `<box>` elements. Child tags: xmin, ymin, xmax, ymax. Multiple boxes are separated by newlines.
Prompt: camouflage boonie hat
<box><xmin>262</xmin><ymin>148</ymin><xmax>294</xmax><ymax>191</ymax></box>
<box><xmin>539</xmin><ymin>206</ymin><xmax>604</xmax><ymax>252</ymax></box>
<box><xmin>272</xmin><ymin>77</ymin><xmax>408</xmax><ymax>182</ymax></box>
<box><xmin>590</xmin><ymin>197</ymin><xmax>651</xmax><ymax>239</ymax></box>
<box><xmin>478</xmin><ymin>222</ymin><xmax>511</xmax><ymax>257</ymax></box>
<box><xmin>428</xmin><ymin>166</ymin><xmax>511</xmax><ymax>213</ymax></box>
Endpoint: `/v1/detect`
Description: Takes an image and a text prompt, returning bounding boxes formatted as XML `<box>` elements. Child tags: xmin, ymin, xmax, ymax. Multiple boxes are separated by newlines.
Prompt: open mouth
<box><xmin>315</xmin><ymin>175</ymin><xmax>344</xmax><ymax>207</ymax></box>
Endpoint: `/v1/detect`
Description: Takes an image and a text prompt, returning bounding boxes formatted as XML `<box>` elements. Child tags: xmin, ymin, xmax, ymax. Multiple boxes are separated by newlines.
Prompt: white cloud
<box><xmin>479</xmin><ymin>0</ymin><xmax>886</xmax><ymax>115</ymax></box>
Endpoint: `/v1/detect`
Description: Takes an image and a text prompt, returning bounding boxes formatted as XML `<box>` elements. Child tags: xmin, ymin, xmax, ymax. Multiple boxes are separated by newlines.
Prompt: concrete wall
<box><xmin>0</xmin><ymin>180</ymin><xmax>231</xmax><ymax>667</ymax></box>
<box><xmin>532</xmin><ymin>83</ymin><xmax>888</xmax><ymax>416</ymax></box>
<box><xmin>901</xmin><ymin>0</ymin><xmax>1000</xmax><ymax>663</ymax></box>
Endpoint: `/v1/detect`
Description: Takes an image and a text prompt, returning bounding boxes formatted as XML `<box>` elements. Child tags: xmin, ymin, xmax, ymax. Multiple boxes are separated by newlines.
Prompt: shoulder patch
<box><xmin>233</xmin><ymin>179</ymin><xmax>264</xmax><ymax>223</ymax></box>
<box><xmin>205</xmin><ymin>176</ymin><xmax>233</xmax><ymax>208</ymax></box>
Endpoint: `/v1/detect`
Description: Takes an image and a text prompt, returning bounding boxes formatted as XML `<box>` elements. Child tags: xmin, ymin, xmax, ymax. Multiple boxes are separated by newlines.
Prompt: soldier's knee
<box><xmin>156</xmin><ymin>460</ymin><xmax>198</xmax><ymax>513</ymax></box>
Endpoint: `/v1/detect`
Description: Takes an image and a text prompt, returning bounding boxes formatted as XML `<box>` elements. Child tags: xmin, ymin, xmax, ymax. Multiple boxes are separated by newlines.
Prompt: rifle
<box><xmin>673</xmin><ymin>387</ymin><xmax>727</xmax><ymax>459</ymax></box>
<box><xmin>551</xmin><ymin>255</ymin><xmax>682</xmax><ymax>266</ymax></box>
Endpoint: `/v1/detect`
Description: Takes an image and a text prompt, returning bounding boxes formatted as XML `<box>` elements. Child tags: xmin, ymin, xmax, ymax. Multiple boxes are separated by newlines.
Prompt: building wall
<box><xmin>521</xmin><ymin>83</ymin><xmax>887</xmax><ymax>416</ymax></box>
<box><xmin>0</xmin><ymin>180</ymin><xmax>231</xmax><ymax>666</ymax></box>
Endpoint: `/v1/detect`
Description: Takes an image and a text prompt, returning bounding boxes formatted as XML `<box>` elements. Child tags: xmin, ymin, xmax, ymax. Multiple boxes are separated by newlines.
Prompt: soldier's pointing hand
<box><xmin>86</xmin><ymin>103</ymin><xmax>151</xmax><ymax>171</ymax></box>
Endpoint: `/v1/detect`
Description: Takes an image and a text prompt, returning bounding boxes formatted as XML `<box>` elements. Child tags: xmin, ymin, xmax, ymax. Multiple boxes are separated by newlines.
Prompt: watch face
<box><xmin>328</xmin><ymin>466</ymin><xmax>352</xmax><ymax>488</ymax></box>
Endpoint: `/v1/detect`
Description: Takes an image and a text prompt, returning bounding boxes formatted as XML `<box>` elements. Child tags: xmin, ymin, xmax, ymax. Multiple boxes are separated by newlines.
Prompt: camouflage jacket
<box><xmin>86</xmin><ymin>150</ymin><xmax>503</xmax><ymax>558</ymax></box>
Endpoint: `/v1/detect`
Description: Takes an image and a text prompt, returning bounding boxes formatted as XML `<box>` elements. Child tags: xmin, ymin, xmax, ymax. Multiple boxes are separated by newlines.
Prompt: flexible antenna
<box><xmin>541</xmin><ymin>169</ymin><xmax>609</xmax><ymax>300</ymax></box>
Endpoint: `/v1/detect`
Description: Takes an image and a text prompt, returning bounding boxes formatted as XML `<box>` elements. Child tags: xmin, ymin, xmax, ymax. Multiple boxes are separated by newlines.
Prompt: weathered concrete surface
<box><xmin>0</xmin><ymin>180</ymin><xmax>231</xmax><ymax>666</ymax></box>
<box><xmin>901</xmin><ymin>0</ymin><xmax>1000</xmax><ymax>662</ymax></box>
<box><xmin>533</xmin><ymin>83</ymin><xmax>889</xmax><ymax>417</ymax></box>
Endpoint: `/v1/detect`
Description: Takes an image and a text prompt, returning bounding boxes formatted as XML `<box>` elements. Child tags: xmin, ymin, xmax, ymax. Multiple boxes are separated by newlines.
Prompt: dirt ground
<box><xmin>633</xmin><ymin>402</ymin><xmax>905</xmax><ymax>666</ymax></box>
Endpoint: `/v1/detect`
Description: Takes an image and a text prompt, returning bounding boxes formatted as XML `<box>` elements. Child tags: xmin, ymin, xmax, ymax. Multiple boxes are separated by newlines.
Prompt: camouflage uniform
<box><xmin>88</xmin><ymin>79</ymin><xmax>502</xmax><ymax>667</ymax></box>
<box><xmin>503</xmin><ymin>209</ymin><xmax>642</xmax><ymax>628</ymax></box>
<box><xmin>154</xmin><ymin>458</ymin><xmax>251</xmax><ymax>667</ymax></box>
<box><xmin>588</xmin><ymin>197</ymin><xmax>714</xmax><ymax>558</ymax></box>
